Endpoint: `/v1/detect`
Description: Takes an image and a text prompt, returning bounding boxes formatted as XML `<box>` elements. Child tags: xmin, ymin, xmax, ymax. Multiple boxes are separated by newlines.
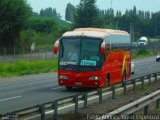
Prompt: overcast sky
<box><xmin>27</xmin><ymin>0</ymin><xmax>160</xmax><ymax>19</ymax></box>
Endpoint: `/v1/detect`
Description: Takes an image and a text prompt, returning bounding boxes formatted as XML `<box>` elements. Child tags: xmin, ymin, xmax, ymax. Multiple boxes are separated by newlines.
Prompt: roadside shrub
<box><xmin>137</xmin><ymin>48</ymin><xmax>149</xmax><ymax>55</ymax></box>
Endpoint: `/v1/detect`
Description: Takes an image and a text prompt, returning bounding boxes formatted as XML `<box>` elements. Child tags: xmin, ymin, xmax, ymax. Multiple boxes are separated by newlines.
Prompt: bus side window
<box><xmin>105</xmin><ymin>43</ymin><xmax>110</xmax><ymax>60</ymax></box>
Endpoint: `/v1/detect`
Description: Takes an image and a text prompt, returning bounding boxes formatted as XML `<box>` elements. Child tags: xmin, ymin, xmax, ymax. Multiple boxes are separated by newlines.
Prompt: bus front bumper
<box><xmin>59</xmin><ymin>79</ymin><xmax>103</xmax><ymax>88</ymax></box>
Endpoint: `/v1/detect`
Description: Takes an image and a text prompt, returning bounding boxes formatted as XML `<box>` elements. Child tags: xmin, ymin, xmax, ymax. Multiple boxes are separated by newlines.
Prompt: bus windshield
<box><xmin>59</xmin><ymin>37</ymin><xmax>103</xmax><ymax>71</ymax></box>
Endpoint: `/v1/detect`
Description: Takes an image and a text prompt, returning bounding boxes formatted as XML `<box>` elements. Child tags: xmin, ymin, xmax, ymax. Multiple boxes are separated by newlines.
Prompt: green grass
<box><xmin>0</xmin><ymin>59</ymin><xmax>58</xmax><ymax>77</ymax></box>
<box><xmin>132</xmin><ymin>52</ymin><xmax>154</xmax><ymax>59</ymax></box>
<box><xmin>154</xmin><ymin>108</ymin><xmax>160</xmax><ymax>113</ymax></box>
<box><xmin>135</xmin><ymin>82</ymin><xmax>149</xmax><ymax>91</ymax></box>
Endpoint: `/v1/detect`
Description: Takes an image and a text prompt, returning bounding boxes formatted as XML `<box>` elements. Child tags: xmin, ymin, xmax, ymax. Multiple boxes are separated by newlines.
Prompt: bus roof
<box><xmin>62</xmin><ymin>28</ymin><xmax>129</xmax><ymax>38</ymax></box>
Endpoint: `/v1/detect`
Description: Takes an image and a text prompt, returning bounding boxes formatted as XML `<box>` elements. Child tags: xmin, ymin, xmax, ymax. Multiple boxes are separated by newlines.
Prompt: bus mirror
<box><xmin>54</xmin><ymin>40</ymin><xmax>59</xmax><ymax>54</ymax></box>
<box><xmin>100</xmin><ymin>41</ymin><xmax>106</xmax><ymax>55</ymax></box>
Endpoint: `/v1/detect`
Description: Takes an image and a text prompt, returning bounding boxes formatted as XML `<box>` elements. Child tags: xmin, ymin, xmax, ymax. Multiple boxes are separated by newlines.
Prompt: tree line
<box><xmin>65</xmin><ymin>0</ymin><xmax>160</xmax><ymax>40</ymax></box>
<box><xmin>0</xmin><ymin>0</ymin><xmax>160</xmax><ymax>48</ymax></box>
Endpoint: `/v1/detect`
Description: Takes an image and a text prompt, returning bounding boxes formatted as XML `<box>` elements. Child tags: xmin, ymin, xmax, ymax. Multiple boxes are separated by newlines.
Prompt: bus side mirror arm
<box><xmin>54</xmin><ymin>40</ymin><xmax>59</xmax><ymax>54</ymax></box>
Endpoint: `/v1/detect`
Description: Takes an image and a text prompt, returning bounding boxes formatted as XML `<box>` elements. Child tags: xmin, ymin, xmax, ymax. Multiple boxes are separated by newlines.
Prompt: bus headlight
<box><xmin>89</xmin><ymin>76</ymin><xmax>100</xmax><ymax>80</ymax></box>
<box><xmin>59</xmin><ymin>75</ymin><xmax>68</xmax><ymax>80</ymax></box>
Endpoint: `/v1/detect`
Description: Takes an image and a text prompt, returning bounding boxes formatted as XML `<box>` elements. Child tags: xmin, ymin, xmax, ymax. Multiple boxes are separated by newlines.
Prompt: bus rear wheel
<box><xmin>66</xmin><ymin>86</ymin><xmax>72</xmax><ymax>91</ymax></box>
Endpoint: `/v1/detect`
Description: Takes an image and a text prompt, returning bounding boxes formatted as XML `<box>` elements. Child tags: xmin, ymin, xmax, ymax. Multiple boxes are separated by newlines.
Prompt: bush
<box><xmin>132</xmin><ymin>48</ymin><xmax>154</xmax><ymax>59</ymax></box>
<box><xmin>137</xmin><ymin>48</ymin><xmax>149</xmax><ymax>55</ymax></box>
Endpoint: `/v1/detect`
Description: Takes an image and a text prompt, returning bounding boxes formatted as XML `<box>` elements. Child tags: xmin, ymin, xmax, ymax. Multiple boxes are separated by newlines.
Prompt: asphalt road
<box><xmin>0</xmin><ymin>57</ymin><xmax>159</xmax><ymax>114</ymax></box>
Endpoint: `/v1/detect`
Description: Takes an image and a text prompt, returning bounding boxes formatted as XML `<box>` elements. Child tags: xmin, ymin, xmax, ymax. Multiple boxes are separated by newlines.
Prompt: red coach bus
<box><xmin>54</xmin><ymin>28</ymin><xmax>131</xmax><ymax>90</ymax></box>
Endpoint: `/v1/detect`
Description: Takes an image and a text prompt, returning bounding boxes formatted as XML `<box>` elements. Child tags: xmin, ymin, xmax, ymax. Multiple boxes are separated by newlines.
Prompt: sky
<box><xmin>27</xmin><ymin>0</ymin><xmax>160</xmax><ymax>20</ymax></box>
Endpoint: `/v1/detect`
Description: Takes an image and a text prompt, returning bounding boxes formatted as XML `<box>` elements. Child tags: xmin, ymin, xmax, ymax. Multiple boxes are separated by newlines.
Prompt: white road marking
<box><xmin>0</xmin><ymin>96</ymin><xmax>22</xmax><ymax>102</ymax></box>
<box><xmin>52</xmin><ymin>86</ymin><xmax>64</xmax><ymax>90</ymax></box>
<box><xmin>0</xmin><ymin>82</ymin><xmax>24</xmax><ymax>87</ymax></box>
<box><xmin>0</xmin><ymin>78</ymin><xmax>58</xmax><ymax>87</ymax></box>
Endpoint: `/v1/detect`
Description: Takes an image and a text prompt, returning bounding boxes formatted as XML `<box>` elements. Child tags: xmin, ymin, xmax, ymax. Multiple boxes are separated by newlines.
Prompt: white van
<box><xmin>138</xmin><ymin>37</ymin><xmax>148</xmax><ymax>47</ymax></box>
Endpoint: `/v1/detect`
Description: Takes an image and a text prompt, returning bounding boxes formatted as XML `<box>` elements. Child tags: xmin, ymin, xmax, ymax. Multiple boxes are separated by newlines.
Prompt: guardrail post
<box><xmin>141</xmin><ymin>77</ymin><xmax>144</xmax><ymax>88</ymax></box>
<box><xmin>148</xmin><ymin>75</ymin><xmax>151</xmax><ymax>85</ymax></box>
<box><xmin>39</xmin><ymin>105</ymin><xmax>45</xmax><ymax>120</ymax></box>
<box><xmin>123</xmin><ymin>81</ymin><xmax>127</xmax><ymax>95</ymax></box>
<box><xmin>111</xmin><ymin>86</ymin><xmax>115</xmax><ymax>99</ymax></box>
<box><xmin>45</xmin><ymin>49</ymin><xmax>47</xmax><ymax>60</ymax></box>
<box><xmin>144</xmin><ymin>93</ymin><xmax>149</xmax><ymax>115</ymax></box>
<box><xmin>4</xmin><ymin>48</ymin><xmax>6</xmax><ymax>63</ymax></box>
<box><xmin>98</xmin><ymin>88</ymin><xmax>103</xmax><ymax>104</ymax></box>
<box><xmin>30</xmin><ymin>49</ymin><xmax>32</xmax><ymax>61</ymax></box>
<box><xmin>52</xmin><ymin>100</ymin><xmax>58</xmax><ymax>120</ymax></box>
<box><xmin>144</xmin><ymin>105</ymin><xmax>149</xmax><ymax>115</ymax></box>
<box><xmin>156</xmin><ymin>99</ymin><xmax>160</xmax><ymax>109</ymax></box>
<box><xmin>73</xmin><ymin>95</ymin><xmax>78</xmax><ymax>114</ymax></box>
<box><xmin>132</xmin><ymin>79</ymin><xmax>136</xmax><ymax>91</ymax></box>
<box><xmin>14</xmin><ymin>48</ymin><xmax>16</xmax><ymax>62</ymax></box>
<box><xmin>22</xmin><ymin>48</ymin><xmax>25</xmax><ymax>60</ymax></box>
<box><xmin>38</xmin><ymin>49</ymin><xmax>40</xmax><ymax>59</ymax></box>
<box><xmin>83</xmin><ymin>93</ymin><xmax>88</xmax><ymax>109</ymax></box>
<box><xmin>154</xmin><ymin>73</ymin><xmax>157</xmax><ymax>82</ymax></box>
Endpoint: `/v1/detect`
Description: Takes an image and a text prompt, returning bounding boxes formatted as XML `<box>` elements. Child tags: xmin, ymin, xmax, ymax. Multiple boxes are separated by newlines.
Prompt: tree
<box><xmin>74</xmin><ymin>0</ymin><xmax>102</xmax><ymax>27</ymax></box>
<box><xmin>0</xmin><ymin>0</ymin><xmax>31</xmax><ymax>47</ymax></box>
<box><xmin>40</xmin><ymin>7</ymin><xmax>58</xmax><ymax>18</ymax></box>
<box><xmin>25</xmin><ymin>17</ymin><xmax>58</xmax><ymax>34</ymax></box>
<box><xmin>151</xmin><ymin>12</ymin><xmax>160</xmax><ymax>37</ymax></box>
<box><xmin>65</xmin><ymin>3</ymin><xmax>75</xmax><ymax>22</ymax></box>
<box><xmin>133</xmin><ymin>6</ymin><xmax>137</xmax><ymax>15</ymax></box>
<box><xmin>19</xmin><ymin>29</ymin><xmax>38</xmax><ymax>49</ymax></box>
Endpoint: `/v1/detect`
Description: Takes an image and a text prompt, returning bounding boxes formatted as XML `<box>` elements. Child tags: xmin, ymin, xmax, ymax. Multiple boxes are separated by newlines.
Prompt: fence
<box><xmin>149</xmin><ymin>42</ymin><xmax>160</xmax><ymax>50</ymax></box>
<box><xmin>0</xmin><ymin>48</ymin><xmax>56</xmax><ymax>62</ymax></box>
<box><xmin>1</xmin><ymin>72</ymin><xmax>159</xmax><ymax>120</ymax></box>
<box><xmin>0</xmin><ymin>42</ymin><xmax>160</xmax><ymax>63</ymax></box>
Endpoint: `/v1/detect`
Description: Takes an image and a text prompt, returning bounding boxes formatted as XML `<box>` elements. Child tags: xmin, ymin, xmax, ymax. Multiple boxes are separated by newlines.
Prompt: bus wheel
<box><xmin>66</xmin><ymin>86</ymin><xmax>72</xmax><ymax>91</ymax></box>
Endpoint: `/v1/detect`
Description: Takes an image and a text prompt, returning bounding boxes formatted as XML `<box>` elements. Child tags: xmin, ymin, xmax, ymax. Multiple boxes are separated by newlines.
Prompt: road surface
<box><xmin>0</xmin><ymin>57</ymin><xmax>159</xmax><ymax>114</ymax></box>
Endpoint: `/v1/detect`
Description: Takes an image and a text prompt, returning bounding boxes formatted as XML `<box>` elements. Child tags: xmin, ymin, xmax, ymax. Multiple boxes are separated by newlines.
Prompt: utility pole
<box><xmin>130</xmin><ymin>23</ymin><xmax>132</xmax><ymax>42</ymax></box>
<box><xmin>116</xmin><ymin>21</ymin><xmax>119</xmax><ymax>29</ymax></box>
<box><xmin>130</xmin><ymin>23</ymin><xmax>135</xmax><ymax>43</ymax></box>
<box><xmin>110</xmin><ymin>0</ymin><xmax>113</xmax><ymax>26</ymax></box>
<box><xmin>111</xmin><ymin>0</ymin><xmax>112</xmax><ymax>9</ymax></box>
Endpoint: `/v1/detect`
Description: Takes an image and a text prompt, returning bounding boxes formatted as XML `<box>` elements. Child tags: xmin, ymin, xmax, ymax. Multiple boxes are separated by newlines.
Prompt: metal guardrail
<box><xmin>99</xmin><ymin>89</ymin><xmax>160</xmax><ymax>120</ymax></box>
<box><xmin>109</xmin><ymin>89</ymin><xmax>160</xmax><ymax>114</ymax></box>
<box><xmin>0</xmin><ymin>48</ymin><xmax>56</xmax><ymax>62</ymax></box>
<box><xmin>0</xmin><ymin>72</ymin><xmax>160</xmax><ymax>120</ymax></box>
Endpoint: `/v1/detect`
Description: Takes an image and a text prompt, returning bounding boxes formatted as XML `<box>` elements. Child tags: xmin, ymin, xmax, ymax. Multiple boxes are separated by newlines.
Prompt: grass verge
<box><xmin>0</xmin><ymin>59</ymin><xmax>58</xmax><ymax>77</ymax></box>
<box><xmin>132</xmin><ymin>48</ymin><xmax>155</xmax><ymax>59</ymax></box>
